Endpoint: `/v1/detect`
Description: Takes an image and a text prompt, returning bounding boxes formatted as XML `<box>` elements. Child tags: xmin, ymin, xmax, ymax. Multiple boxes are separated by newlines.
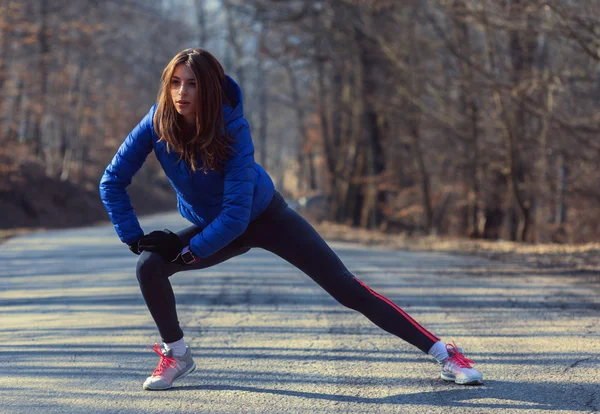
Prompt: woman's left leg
<box><xmin>243</xmin><ymin>203</ymin><xmax>439</xmax><ymax>354</ymax></box>
<box><xmin>244</xmin><ymin>195</ymin><xmax>483</xmax><ymax>385</ymax></box>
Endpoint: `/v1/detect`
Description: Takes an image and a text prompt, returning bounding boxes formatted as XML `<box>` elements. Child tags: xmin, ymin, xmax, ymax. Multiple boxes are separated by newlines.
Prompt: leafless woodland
<box><xmin>1</xmin><ymin>0</ymin><xmax>599</xmax><ymax>243</ymax></box>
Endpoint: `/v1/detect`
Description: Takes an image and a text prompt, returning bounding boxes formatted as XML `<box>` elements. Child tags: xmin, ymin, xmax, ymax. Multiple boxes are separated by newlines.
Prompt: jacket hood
<box><xmin>223</xmin><ymin>74</ymin><xmax>243</xmax><ymax>124</ymax></box>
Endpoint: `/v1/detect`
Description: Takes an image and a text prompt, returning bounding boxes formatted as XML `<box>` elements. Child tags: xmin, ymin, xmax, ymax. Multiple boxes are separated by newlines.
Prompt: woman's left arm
<box><xmin>189</xmin><ymin>119</ymin><xmax>256</xmax><ymax>258</ymax></box>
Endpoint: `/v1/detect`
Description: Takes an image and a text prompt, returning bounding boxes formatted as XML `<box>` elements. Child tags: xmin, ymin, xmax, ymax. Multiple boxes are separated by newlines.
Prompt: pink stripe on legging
<box><xmin>353</xmin><ymin>276</ymin><xmax>439</xmax><ymax>343</ymax></box>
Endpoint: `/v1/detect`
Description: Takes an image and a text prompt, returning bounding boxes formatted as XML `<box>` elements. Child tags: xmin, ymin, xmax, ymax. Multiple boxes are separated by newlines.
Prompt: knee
<box><xmin>136</xmin><ymin>252</ymin><xmax>169</xmax><ymax>285</ymax></box>
<box><xmin>329</xmin><ymin>272</ymin><xmax>369</xmax><ymax>310</ymax></box>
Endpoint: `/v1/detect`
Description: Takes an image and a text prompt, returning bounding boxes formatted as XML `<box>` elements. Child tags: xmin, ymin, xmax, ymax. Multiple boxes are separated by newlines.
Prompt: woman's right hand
<box><xmin>128</xmin><ymin>229</ymin><xmax>184</xmax><ymax>261</ymax></box>
<box><xmin>128</xmin><ymin>240</ymin><xmax>142</xmax><ymax>255</ymax></box>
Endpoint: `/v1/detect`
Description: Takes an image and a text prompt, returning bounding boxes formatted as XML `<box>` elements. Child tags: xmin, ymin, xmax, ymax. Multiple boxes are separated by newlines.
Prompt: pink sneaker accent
<box><xmin>149</xmin><ymin>343</ymin><xmax>177</xmax><ymax>376</ymax></box>
<box><xmin>143</xmin><ymin>343</ymin><xmax>196</xmax><ymax>390</ymax></box>
<box><xmin>440</xmin><ymin>341</ymin><xmax>483</xmax><ymax>385</ymax></box>
<box><xmin>446</xmin><ymin>342</ymin><xmax>475</xmax><ymax>368</ymax></box>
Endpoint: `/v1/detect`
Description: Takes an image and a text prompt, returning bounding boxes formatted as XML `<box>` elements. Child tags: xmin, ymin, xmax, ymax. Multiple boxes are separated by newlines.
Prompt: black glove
<box><xmin>132</xmin><ymin>229</ymin><xmax>185</xmax><ymax>262</ymax></box>
<box><xmin>128</xmin><ymin>240</ymin><xmax>142</xmax><ymax>255</ymax></box>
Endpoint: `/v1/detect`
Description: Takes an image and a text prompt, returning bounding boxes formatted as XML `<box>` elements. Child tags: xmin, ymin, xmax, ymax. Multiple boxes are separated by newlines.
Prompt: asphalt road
<box><xmin>1</xmin><ymin>212</ymin><xmax>599</xmax><ymax>413</ymax></box>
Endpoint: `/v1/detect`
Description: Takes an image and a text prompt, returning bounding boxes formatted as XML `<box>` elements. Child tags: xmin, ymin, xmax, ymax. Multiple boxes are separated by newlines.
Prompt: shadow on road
<box><xmin>176</xmin><ymin>380</ymin><xmax>596</xmax><ymax>411</ymax></box>
<box><xmin>2</xmin><ymin>343</ymin><xmax>597</xmax><ymax>370</ymax></box>
<box><xmin>2</xmin><ymin>230</ymin><xmax>599</xmax><ymax>413</ymax></box>
<box><xmin>3</xmin><ymin>342</ymin><xmax>598</xmax><ymax>411</ymax></box>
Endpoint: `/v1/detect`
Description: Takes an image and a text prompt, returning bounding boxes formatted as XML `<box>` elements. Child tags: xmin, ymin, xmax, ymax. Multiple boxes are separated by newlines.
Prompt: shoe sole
<box><xmin>441</xmin><ymin>372</ymin><xmax>483</xmax><ymax>385</ymax></box>
<box><xmin>143</xmin><ymin>362</ymin><xmax>197</xmax><ymax>391</ymax></box>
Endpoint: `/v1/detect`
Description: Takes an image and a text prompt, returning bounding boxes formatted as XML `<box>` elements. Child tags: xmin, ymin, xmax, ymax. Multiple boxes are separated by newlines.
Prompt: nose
<box><xmin>179</xmin><ymin>84</ymin><xmax>187</xmax><ymax>97</ymax></box>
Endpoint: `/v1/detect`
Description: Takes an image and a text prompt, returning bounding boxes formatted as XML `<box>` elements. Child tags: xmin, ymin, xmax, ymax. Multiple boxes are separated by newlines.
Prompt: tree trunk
<box><xmin>256</xmin><ymin>30</ymin><xmax>268</xmax><ymax>170</ymax></box>
<box><xmin>0</xmin><ymin>14</ymin><xmax>9</xmax><ymax>135</ymax></box>
<box><xmin>556</xmin><ymin>153</ymin><xmax>568</xmax><ymax>224</ymax></box>
<box><xmin>357</xmin><ymin>29</ymin><xmax>385</xmax><ymax>229</ymax></box>
<box><xmin>315</xmin><ymin>41</ymin><xmax>336</xmax><ymax>219</ymax></box>
<box><xmin>223</xmin><ymin>0</ymin><xmax>245</xmax><ymax>89</ymax></box>
<box><xmin>330</xmin><ymin>61</ymin><xmax>350</xmax><ymax>222</ymax></box>
<box><xmin>507</xmin><ymin>0</ymin><xmax>539</xmax><ymax>242</ymax></box>
<box><xmin>410</xmin><ymin>120</ymin><xmax>433</xmax><ymax>234</ymax></box>
<box><xmin>454</xmin><ymin>6</ymin><xmax>482</xmax><ymax>237</ymax></box>
<box><xmin>195</xmin><ymin>0</ymin><xmax>207</xmax><ymax>46</ymax></box>
<box><xmin>32</xmin><ymin>0</ymin><xmax>50</xmax><ymax>158</ymax></box>
<box><xmin>284</xmin><ymin>62</ymin><xmax>314</xmax><ymax>193</ymax></box>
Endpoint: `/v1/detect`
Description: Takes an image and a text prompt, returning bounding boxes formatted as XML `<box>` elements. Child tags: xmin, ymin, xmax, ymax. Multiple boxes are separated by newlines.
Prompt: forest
<box><xmin>1</xmin><ymin>0</ymin><xmax>599</xmax><ymax>243</ymax></box>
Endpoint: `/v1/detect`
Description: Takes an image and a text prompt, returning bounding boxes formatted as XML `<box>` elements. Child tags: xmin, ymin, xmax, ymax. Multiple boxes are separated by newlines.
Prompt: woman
<box><xmin>99</xmin><ymin>48</ymin><xmax>483</xmax><ymax>391</ymax></box>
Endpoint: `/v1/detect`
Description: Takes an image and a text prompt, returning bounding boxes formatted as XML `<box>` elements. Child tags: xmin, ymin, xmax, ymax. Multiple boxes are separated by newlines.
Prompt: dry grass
<box><xmin>0</xmin><ymin>228</ymin><xmax>38</xmax><ymax>244</ymax></box>
<box><xmin>314</xmin><ymin>221</ymin><xmax>600</xmax><ymax>276</ymax></box>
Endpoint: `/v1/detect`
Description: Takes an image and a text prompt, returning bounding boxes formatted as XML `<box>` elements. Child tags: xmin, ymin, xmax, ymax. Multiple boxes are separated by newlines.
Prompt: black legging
<box><xmin>136</xmin><ymin>191</ymin><xmax>440</xmax><ymax>353</ymax></box>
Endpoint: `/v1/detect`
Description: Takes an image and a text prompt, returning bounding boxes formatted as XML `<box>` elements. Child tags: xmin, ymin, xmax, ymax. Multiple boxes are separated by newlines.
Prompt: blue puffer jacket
<box><xmin>99</xmin><ymin>75</ymin><xmax>275</xmax><ymax>258</ymax></box>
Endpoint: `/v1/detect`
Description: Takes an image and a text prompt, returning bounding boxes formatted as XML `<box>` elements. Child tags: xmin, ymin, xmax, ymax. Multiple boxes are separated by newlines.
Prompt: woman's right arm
<box><xmin>99</xmin><ymin>104</ymin><xmax>157</xmax><ymax>245</ymax></box>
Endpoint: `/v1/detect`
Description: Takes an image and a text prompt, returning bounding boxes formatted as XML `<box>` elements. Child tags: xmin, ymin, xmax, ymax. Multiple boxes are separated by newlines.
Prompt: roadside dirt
<box><xmin>313</xmin><ymin>221</ymin><xmax>600</xmax><ymax>288</ymax></box>
<box><xmin>0</xmin><ymin>154</ymin><xmax>174</xmax><ymax>244</ymax></box>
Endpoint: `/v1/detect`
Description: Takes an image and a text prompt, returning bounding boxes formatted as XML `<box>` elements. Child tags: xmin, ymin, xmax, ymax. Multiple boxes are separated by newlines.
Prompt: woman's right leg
<box><xmin>136</xmin><ymin>225</ymin><xmax>250</xmax><ymax>343</ymax></box>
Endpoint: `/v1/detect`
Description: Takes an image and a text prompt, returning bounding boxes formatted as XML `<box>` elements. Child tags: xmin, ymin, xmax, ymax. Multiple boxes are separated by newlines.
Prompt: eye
<box><xmin>171</xmin><ymin>79</ymin><xmax>180</xmax><ymax>85</ymax></box>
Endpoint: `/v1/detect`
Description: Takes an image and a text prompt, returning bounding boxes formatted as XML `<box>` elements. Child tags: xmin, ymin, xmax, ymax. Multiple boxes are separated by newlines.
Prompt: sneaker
<box><xmin>143</xmin><ymin>343</ymin><xmax>196</xmax><ymax>390</ymax></box>
<box><xmin>440</xmin><ymin>342</ymin><xmax>483</xmax><ymax>385</ymax></box>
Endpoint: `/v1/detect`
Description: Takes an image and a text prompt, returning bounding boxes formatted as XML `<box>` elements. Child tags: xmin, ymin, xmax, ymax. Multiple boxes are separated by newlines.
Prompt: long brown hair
<box><xmin>154</xmin><ymin>48</ymin><xmax>234</xmax><ymax>173</ymax></box>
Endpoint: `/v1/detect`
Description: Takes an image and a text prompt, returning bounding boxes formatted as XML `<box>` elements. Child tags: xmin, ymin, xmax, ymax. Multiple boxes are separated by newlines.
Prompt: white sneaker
<box><xmin>440</xmin><ymin>342</ymin><xmax>483</xmax><ymax>385</ymax></box>
<box><xmin>143</xmin><ymin>343</ymin><xmax>196</xmax><ymax>390</ymax></box>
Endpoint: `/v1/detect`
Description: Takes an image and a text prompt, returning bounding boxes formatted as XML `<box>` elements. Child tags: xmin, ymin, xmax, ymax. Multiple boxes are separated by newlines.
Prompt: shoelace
<box><xmin>148</xmin><ymin>343</ymin><xmax>177</xmax><ymax>376</ymax></box>
<box><xmin>446</xmin><ymin>341</ymin><xmax>474</xmax><ymax>368</ymax></box>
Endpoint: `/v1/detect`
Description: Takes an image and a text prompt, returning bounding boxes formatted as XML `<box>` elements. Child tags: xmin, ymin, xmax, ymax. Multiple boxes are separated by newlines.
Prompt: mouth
<box><xmin>176</xmin><ymin>100</ymin><xmax>190</xmax><ymax>105</ymax></box>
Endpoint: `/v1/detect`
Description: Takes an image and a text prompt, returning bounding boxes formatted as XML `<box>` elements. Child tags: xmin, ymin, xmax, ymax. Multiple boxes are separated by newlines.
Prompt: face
<box><xmin>170</xmin><ymin>64</ymin><xmax>198</xmax><ymax>125</ymax></box>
